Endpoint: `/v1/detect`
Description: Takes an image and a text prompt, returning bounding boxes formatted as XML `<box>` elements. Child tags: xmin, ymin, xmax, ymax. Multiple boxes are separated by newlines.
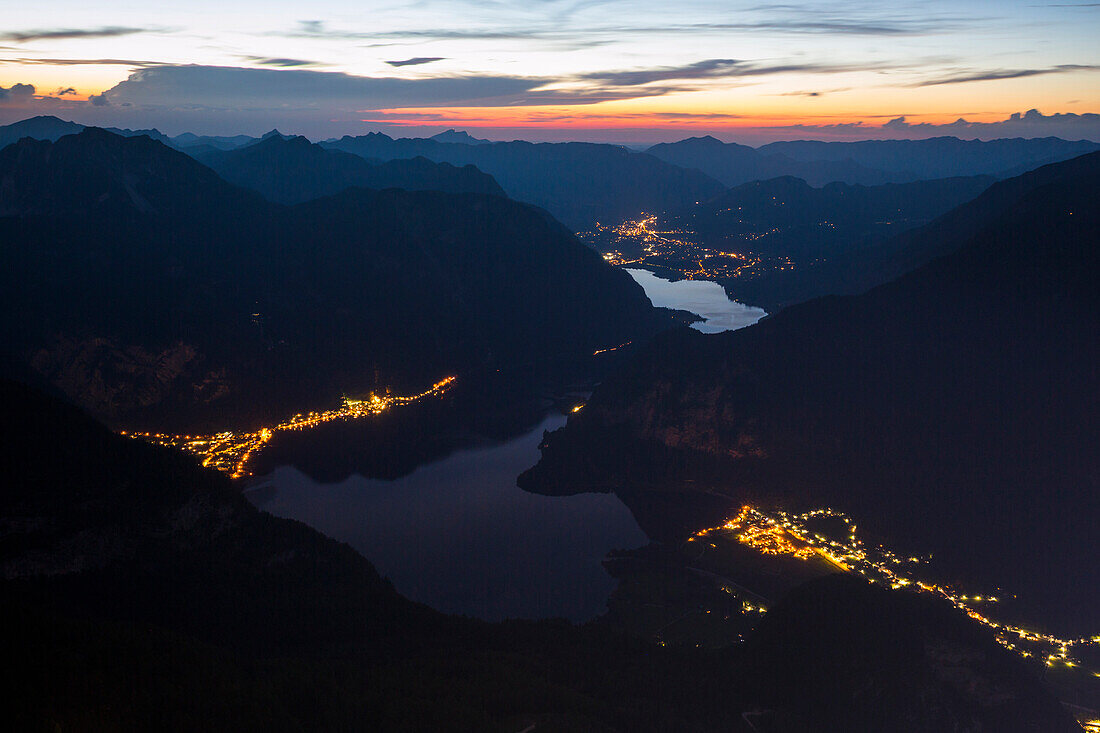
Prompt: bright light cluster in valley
<box><xmin>580</xmin><ymin>214</ymin><xmax>793</xmax><ymax>281</ymax></box>
<box><xmin>689</xmin><ymin>505</ymin><xmax>1099</xmax><ymax>672</ymax></box>
<box><xmin>123</xmin><ymin>377</ymin><xmax>456</xmax><ymax>479</ymax></box>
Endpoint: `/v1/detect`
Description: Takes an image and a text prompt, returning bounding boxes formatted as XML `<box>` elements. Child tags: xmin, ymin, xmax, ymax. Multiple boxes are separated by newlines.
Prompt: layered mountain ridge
<box><xmin>0</xmin><ymin>128</ymin><xmax>667</xmax><ymax>431</ymax></box>
<box><xmin>522</xmin><ymin>151</ymin><xmax>1100</xmax><ymax>634</ymax></box>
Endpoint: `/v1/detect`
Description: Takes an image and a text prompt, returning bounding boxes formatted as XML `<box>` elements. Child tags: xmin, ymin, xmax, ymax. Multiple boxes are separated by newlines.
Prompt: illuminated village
<box><xmin>123</xmin><ymin>376</ymin><xmax>456</xmax><ymax>479</ymax></box>
<box><xmin>581</xmin><ymin>214</ymin><xmax>793</xmax><ymax>281</ymax></box>
<box><xmin>689</xmin><ymin>505</ymin><xmax>1099</xmax><ymax>673</ymax></box>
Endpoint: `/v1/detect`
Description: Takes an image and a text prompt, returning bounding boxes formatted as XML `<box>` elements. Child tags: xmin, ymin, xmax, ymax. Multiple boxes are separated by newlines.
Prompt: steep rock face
<box><xmin>26</xmin><ymin>335</ymin><xmax>231</xmax><ymax>417</ymax></box>
<box><xmin>523</xmin><ymin>152</ymin><xmax>1100</xmax><ymax>633</ymax></box>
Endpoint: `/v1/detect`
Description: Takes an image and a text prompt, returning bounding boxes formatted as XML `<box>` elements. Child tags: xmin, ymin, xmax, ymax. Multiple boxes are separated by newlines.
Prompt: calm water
<box><xmin>248</xmin><ymin>414</ymin><xmax>647</xmax><ymax>621</ymax></box>
<box><xmin>625</xmin><ymin>268</ymin><xmax>766</xmax><ymax>333</ymax></box>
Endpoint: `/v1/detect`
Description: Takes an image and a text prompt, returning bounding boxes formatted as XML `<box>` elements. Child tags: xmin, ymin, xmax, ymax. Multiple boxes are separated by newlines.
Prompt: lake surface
<box><xmin>625</xmin><ymin>268</ymin><xmax>766</xmax><ymax>333</ymax></box>
<box><xmin>248</xmin><ymin>413</ymin><xmax>647</xmax><ymax>622</ymax></box>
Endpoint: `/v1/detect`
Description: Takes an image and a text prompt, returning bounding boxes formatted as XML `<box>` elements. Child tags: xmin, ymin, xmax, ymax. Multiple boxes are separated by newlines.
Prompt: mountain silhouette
<box><xmin>0</xmin><ymin>127</ymin><xmax>260</xmax><ymax>217</ymax></box>
<box><xmin>0</xmin><ymin>129</ymin><xmax>666</xmax><ymax>431</ymax></box>
<box><xmin>430</xmin><ymin>128</ymin><xmax>491</xmax><ymax>145</ymax></box>
<box><xmin>646</xmin><ymin>134</ymin><xmax>1100</xmax><ymax>188</ymax></box>
<box><xmin>759</xmin><ymin>135</ymin><xmax>1100</xmax><ymax>179</ymax></box>
<box><xmin>646</xmin><ymin>135</ymin><xmax>910</xmax><ymax>187</ymax></box>
<box><xmin>195</xmin><ymin>134</ymin><xmax>505</xmax><ymax>204</ymax></box>
<box><xmin>675</xmin><ymin>174</ymin><xmax>994</xmax><ymax>262</ymax></box>
<box><xmin>323</xmin><ymin>132</ymin><xmax>726</xmax><ymax>229</ymax></box>
<box><xmin>522</xmin><ymin>151</ymin><xmax>1100</xmax><ymax>634</ymax></box>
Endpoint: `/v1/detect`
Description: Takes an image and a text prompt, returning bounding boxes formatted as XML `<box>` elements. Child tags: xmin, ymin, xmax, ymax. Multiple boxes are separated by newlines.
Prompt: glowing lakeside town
<box><xmin>582</xmin><ymin>214</ymin><xmax>794</xmax><ymax>281</ymax></box>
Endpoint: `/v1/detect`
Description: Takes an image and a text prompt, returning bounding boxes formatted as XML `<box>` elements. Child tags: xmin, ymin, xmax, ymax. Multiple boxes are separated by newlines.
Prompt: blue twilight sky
<box><xmin>1</xmin><ymin>0</ymin><xmax>1098</xmax><ymax>142</ymax></box>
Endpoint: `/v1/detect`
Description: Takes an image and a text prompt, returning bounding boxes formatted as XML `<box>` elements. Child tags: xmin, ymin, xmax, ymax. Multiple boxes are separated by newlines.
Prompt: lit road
<box><xmin>124</xmin><ymin>376</ymin><xmax>456</xmax><ymax>479</ymax></box>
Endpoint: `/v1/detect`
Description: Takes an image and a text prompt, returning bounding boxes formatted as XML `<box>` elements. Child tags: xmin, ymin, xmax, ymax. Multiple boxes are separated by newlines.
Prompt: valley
<box><xmin>1</xmin><ymin>113</ymin><xmax>1096</xmax><ymax>731</ymax></box>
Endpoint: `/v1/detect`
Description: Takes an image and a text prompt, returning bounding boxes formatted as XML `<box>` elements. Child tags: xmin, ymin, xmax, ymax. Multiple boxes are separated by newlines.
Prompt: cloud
<box><xmin>0</xmin><ymin>27</ymin><xmax>151</xmax><ymax>43</ymax></box>
<box><xmin>286</xmin><ymin>20</ymin><xmax>527</xmax><ymax>41</ymax></box>
<box><xmin>54</xmin><ymin>87</ymin><xmax>78</xmax><ymax>96</ymax></box>
<box><xmin>101</xmin><ymin>64</ymin><xmax>544</xmax><ymax>110</ymax></box>
<box><xmin>385</xmin><ymin>57</ymin><xmax>446</xmax><ymax>67</ymax></box>
<box><xmin>768</xmin><ymin>109</ymin><xmax>1100</xmax><ymax>141</ymax></box>
<box><xmin>89</xmin><ymin>93</ymin><xmax>110</xmax><ymax>107</ymax></box>
<box><xmin>99</xmin><ymin>63</ymin><xmax>706</xmax><ymax>111</ymax></box>
<box><xmin>580</xmin><ymin>59</ymin><xmax>885</xmax><ymax>87</ymax></box>
<box><xmin>5</xmin><ymin>57</ymin><xmax>165</xmax><ymax>67</ymax></box>
<box><xmin>241</xmin><ymin>56</ymin><xmax>323</xmax><ymax>68</ymax></box>
<box><xmin>775</xmin><ymin>86</ymin><xmax>851</xmax><ymax>97</ymax></box>
<box><xmin>916</xmin><ymin>64</ymin><xmax>1100</xmax><ymax>86</ymax></box>
<box><xmin>278</xmin><ymin>11</ymin><xmax>969</xmax><ymax>47</ymax></box>
<box><xmin>0</xmin><ymin>83</ymin><xmax>35</xmax><ymax>103</ymax></box>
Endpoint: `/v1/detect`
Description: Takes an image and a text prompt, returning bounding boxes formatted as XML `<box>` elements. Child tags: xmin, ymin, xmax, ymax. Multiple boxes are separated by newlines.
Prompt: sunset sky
<box><xmin>2</xmin><ymin>0</ymin><xmax>1098</xmax><ymax>142</ymax></box>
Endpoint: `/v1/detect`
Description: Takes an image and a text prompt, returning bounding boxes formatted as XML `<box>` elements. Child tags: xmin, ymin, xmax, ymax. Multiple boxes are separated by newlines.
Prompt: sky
<box><xmin>1</xmin><ymin>0</ymin><xmax>1098</xmax><ymax>143</ymax></box>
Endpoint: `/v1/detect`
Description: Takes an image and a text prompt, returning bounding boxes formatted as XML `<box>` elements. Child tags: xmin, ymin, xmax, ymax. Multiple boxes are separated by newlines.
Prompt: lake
<box><xmin>248</xmin><ymin>413</ymin><xmax>647</xmax><ymax>622</ymax></box>
<box><xmin>625</xmin><ymin>268</ymin><xmax>766</xmax><ymax>333</ymax></box>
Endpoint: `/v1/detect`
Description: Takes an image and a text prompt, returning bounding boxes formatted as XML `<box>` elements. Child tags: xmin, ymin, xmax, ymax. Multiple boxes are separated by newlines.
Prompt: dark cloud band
<box><xmin>0</xmin><ymin>27</ymin><xmax>151</xmax><ymax>42</ymax></box>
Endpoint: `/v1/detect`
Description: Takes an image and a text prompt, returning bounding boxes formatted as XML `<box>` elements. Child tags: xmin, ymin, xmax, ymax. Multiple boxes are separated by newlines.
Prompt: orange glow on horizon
<box><xmin>364</xmin><ymin>105</ymin><xmax>1032</xmax><ymax>132</ymax></box>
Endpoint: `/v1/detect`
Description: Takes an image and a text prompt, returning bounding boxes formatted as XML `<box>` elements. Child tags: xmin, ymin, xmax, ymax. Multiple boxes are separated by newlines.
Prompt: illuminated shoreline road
<box><xmin>124</xmin><ymin>376</ymin><xmax>456</xmax><ymax>479</ymax></box>
<box><xmin>688</xmin><ymin>505</ymin><xmax>1099</xmax><ymax>671</ymax></box>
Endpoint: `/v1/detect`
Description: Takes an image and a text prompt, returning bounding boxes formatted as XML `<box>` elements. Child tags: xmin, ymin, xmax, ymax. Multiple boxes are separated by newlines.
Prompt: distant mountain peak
<box><xmin>429</xmin><ymin>129</ymin><xmax>490</xmax><ymax>145</ymax></box>
<box><xmin>0</xmin><ymin>115</ymin><xmax>86</xmax><ymax>149</ymax></box>
<box><xmin>0</xmin><ymin>126</ymin><xmax>257</xmax><ymax>217</ymax></box>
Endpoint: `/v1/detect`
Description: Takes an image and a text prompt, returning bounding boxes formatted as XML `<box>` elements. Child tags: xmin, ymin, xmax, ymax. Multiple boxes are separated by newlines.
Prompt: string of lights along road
<box><xmin>689</xmin><ymin>505</ymin><xmax>1099</xmax><ymax>671</ymax></box>
<box><xmin>124</xmin><ymin>377</ymin><xmax>456</xmax><ymax>479</ymax></box>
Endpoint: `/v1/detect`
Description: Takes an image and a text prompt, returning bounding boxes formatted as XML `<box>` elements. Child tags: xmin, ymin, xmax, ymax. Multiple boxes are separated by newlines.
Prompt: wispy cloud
<box><xmin>278</xmin><ymin>12</ymin><xmax>971</xmax><ymax>46</ymax></box>
<box><xmin>2</xmin><ymin>57</ymin><xmax>165</xmax><ymax>67</ymax></box>
<box><xmin>241</xmin><ymin>56</ymin><xmax>323</xmax><ymax>68</ymax></box>
<box><xmin>0</xmin><ymin>27</ymin><xmax>153</xmax><ymax>43</ymax></box>
<box><xmin>580</xmin><ymin>59</ymin><xmax>889</xmax><ymax>87</ymax></box>
<box><xmin>775</xmin><ymin>88</ymin><xmax>852</xmax><ymax>97</ymax></box>
<box><xmin>385</xmin><ymin>57</ymin><xmax>446</xmax><ymax>67</ymax></box>
<box><xmin>915</xmin><ymin>64</ymin><xmax>1100</xmax><ymax>86</ymax></box>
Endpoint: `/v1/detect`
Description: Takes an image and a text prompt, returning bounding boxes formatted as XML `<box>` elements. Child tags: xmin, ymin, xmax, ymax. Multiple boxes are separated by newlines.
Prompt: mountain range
<box><xmin>4</xmin><ymin>115</ymin><xmax>1099</xmax><ymax>232</ymax></box>
<box><xmin>647</xmin><ymin>134</ymin><xmax>1100</xmax><ymax>187</ymax></box>
<box><xmin>674</xmin><ymin>174</ymin><xmax>994</xmax><ymax>262</ymax></box>
<box><xmin>521</xmin><ymin>151</ymin><xmax>1100</xmax><ymax>635</ymax></box>
<box><xmin>0</xmin><ymin>128</ymin><xmax>666</xmax><ymax>431</ymax></box>
<box><xmin>194</xmin><ymin>134</ymin><xmax>505</xmax><ymax>204</ymax></box>
<box><xmin>320</xmin><ymin>132</ymin><xmax>727</xmax><ymax>229</ymax></box>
